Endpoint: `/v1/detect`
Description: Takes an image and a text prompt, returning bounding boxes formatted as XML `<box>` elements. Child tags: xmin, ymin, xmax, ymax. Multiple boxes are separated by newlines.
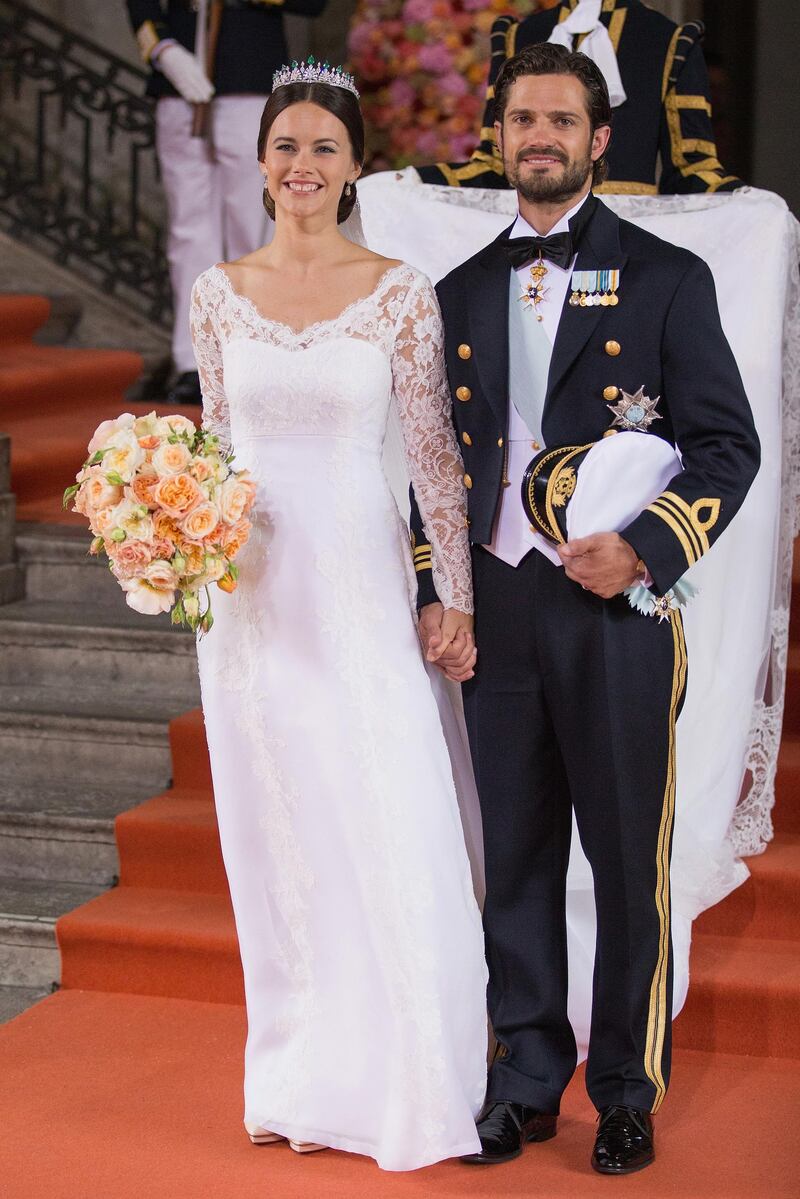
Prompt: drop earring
<box><xmin>345</xmin><ymin>182</ymin><xmax>352</xmax><ymax>197</ymax></box>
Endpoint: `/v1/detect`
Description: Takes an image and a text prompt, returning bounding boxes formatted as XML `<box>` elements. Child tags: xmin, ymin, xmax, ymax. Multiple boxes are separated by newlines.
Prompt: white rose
<box><xmin>133</xmin><ymin>411</ymin><xmax>160</xmax><ymax>439</ymax></box>
<box><xmin>120</xmin><ymin>577</ymin><xmax>175</xmax><ymax>615</ymax></box>
<box><xmin>157</xmin><ymin>414</ymin><xmax>197</xmax><ymax>439</ymax></box>
<box><xmin>107</xmin><ymin>498</ymin><xmax>154</xmax><ymax>541</ymax></box>
<box><xmin>88</xmin><ymin>413</ymin><xmax>136</xmax><ymax>455</ymax></box>
<box><xmin>104</xmin><ymin>429</ymin><xmax>146</xmax><ymax>483</ymax></box>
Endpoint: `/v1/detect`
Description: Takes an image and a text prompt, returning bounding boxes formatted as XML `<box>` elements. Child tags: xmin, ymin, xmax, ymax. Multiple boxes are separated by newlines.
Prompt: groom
<box><xmin>412</xmin><ymin>43</ymin><xmax>759</xmax><ymax>1174</ymax></box>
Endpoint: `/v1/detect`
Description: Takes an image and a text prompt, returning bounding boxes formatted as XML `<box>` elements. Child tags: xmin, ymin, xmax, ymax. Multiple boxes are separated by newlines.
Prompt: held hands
<box><xmin>156</xmin><ymin>43</ymin><xmax>215</xmax><ymax>104</ymax></box>
<box><xmin>418</xmin><ymin>603</ymin><xmax>477</xmax><ymax>683</ymax></box>
<box><xmin>557</xmin><ymin>532</ymin><xmax>641</xmax><ymax>599</ymax></box>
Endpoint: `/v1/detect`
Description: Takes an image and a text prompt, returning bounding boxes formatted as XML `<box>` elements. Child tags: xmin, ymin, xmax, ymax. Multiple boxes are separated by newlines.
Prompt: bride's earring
<box><xmin>345</xmin><ymin>182</ymin><xmax>352</xmax><ymax>197</ymax></box>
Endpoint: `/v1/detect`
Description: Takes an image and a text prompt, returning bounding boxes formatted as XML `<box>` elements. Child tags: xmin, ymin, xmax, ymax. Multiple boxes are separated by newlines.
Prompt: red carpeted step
<box><xmin>1</xmin><ymin>990</ymin><xmax>797</xmax><ymax>1199</ymax></box>
<box><xmin>169</xmin><ymin>708</ymin><xmax>212</xmax><ymax>791</ymax></box>
<box><xmin>774</xmin><ymin>736</ymin><xmax>800</xmax><ymax>832</ymax></box>
<box><xmin>674</xmin><ymin>932</ymin><xmax>800</xmax><ymax>1057</ymax></box>
<box><xmin>56</xmin><ymin>885</ymin><xmax>242</xmax><ymax>1005</ymax></box>
<box><xmin>0</xmin><ymin>294</ymin><xmax>50</xmax><ymax>345</ymax></box>
<box><xmin>783</xmin><ymin>646</ymin><xmax>800</xmax><ymax>734</ymax></box>
<box><xmin>0</xmin><ymin>346</ymin><xmax>142</xmax><ymax>415</ymax></box>
<box><xmin>694</xmin><ymin>834</ymin><xmax>800</xmax><ymax>939</ymax></box>
<box><xmin>116</xmin><ymin>791</ymin><xmax>227</xmax><ymax>895</ymax></box>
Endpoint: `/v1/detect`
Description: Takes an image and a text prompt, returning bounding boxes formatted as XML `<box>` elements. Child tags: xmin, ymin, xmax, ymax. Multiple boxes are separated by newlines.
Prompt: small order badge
<box><xmin>569</xmin><ymin>268</ymin><xmax>620</xmax><ymax>307</ymax></box>
<box><xmin>607</xmin><ymin>386</ymin><xmax>662</xmax><ymax>432</ymax></box>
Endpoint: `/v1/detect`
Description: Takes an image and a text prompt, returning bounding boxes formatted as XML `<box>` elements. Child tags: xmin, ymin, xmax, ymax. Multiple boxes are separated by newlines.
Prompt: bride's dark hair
<box><xmin>257</xmin><ymin>82</ymin><xmax>365</xmax><ymax>224</ymax></box>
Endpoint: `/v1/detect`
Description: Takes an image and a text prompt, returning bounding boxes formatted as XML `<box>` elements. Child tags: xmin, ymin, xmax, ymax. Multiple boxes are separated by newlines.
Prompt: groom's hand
<box><xmin>558</xmin><ymin>532</ymin><xmax>640</xmax><ymax>599</ymax></box>
<box><xmin>418</xmin><ymin>603</ymin><xmax>477</xmax><ymax>682</ymax></box>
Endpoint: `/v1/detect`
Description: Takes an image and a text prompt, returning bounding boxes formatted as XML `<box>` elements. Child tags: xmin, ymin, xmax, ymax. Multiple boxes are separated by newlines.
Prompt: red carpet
<box><xmin>0</xmin><ymin>294</ymin><xmax>200</xmax><ymax>523</ymax></box>
<box><xmin>1</xmin><ymin>292</ymin><xmax>798</xmax><ymax>1194</ymax></box>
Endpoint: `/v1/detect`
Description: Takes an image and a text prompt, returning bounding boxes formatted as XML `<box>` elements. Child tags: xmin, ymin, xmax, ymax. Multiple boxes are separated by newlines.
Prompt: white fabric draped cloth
<box><xmin>548</xmin><ymin>0</ymin><xmax>627</xmax><ymax>107</ymax></box>
<box><xmin>363</xmin><ymin>171</ymin><xmax>800</xmax><ymax>1052</ymax></box>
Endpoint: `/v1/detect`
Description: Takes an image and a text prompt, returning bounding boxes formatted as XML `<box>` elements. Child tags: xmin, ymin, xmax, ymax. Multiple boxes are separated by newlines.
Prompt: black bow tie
<box><xmin>505</xmin><ymin>232</ymin><xmax>574</xmax><ymax>271</ymax></box>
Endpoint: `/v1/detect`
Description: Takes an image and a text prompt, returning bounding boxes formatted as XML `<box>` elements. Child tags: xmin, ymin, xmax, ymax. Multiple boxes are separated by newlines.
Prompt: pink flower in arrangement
<box><xmin>462</xmin><ymin>0</ymin><xmax>488</xmax><ymax>11</ymax></box>
<box><xmin>417</xmin><ymin>43</ymin><xmax>454</xmax><ymax>74</ymax></box>
<box><xmin>388</xmin><ymin>78</ymin><xmax>416</xmax><ymax>108</ymax></box>
<box><xmin>402</xmin><ymin>0</ymin><xmax>436</xmax><ymax>21</ymax></box>
<box><xmin>414</xmin><ymin>129</ymin><xmax>442</xmax><ymax>159</ymax></box>
<box><xmin>439</xmin><ymin>71</ymin><xmax>470</xmax><ymax>98</ymax></box>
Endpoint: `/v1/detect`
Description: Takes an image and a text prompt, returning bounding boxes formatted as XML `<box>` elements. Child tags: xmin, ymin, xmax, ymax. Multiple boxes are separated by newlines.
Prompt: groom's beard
<box><xmin>506</xmin><ymin>142</ymin><xmax>594</xmax><ymax>206</ymax></box>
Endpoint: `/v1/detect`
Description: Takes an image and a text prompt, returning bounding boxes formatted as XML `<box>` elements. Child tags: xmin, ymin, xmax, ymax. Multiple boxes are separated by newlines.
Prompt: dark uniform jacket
<box><xmin>411</xmin><ymin>195</ymin><xmax>759</xmax><ymax>605</ymax></box>
<box><xmin>126</xmin><ymin>0</ymin><xmax>326</xmax><ymax>99</ymax></box>
<box><xmin>419</xmin><ymin>0</ymin><xmax>740</xmax><ymax>195</ymax></box>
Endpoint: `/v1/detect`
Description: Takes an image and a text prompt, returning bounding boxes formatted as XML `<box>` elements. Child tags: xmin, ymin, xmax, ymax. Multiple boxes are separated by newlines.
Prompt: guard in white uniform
<box><xmin>126</xmin><ymin>1</ymin><xmax>327</xmax><ymax>402</ymax></box>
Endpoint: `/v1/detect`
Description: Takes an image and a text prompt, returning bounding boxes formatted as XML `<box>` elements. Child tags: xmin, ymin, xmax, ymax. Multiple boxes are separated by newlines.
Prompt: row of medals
<box><xmin>569</xmin><ymin>268</ymin><xmax>620</xmax><ymax>307</ymax></box>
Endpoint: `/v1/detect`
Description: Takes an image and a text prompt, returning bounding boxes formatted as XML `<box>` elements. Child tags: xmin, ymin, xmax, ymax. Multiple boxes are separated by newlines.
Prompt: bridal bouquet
<box><xmin>63</xmin><ymin>412</ymin><xmax>255</xmax><ymax>633</ymax></box>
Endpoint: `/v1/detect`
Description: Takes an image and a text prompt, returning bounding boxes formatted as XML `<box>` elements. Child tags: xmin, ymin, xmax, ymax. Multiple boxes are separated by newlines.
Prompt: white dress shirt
<box><xmin>485</xmin><ymin>193</ymin><xmax>590</xmax><ymax>568</ymax></box>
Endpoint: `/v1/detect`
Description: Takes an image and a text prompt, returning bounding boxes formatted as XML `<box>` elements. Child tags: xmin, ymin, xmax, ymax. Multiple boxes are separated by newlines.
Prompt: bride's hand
<box><xmin>427</xmin><ymin>608</ymin><xmax>477</xmax><ymax>682</ymax></box>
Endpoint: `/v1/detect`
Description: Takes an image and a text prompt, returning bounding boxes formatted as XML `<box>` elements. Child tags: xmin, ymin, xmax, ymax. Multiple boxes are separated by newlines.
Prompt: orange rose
<box><xmin>154</xmin><ymin>472</ymin><xmax>203</xmax><ymax>518</ymax></box>
<box><xmin>189</xmin><ymin>458</ymin><xmax>215</xmax><ymax>483</ymax></box>
<box><xmin>130</xmin><ymin>469</ymin><xmax>159</xmax><ymax>509</ymax></box>
<box><xmin>153</xmin><ymin>510</ymin><xmax>181</xmax><ymax>546</ymax></box>
<box><xmin>221</xmin><ymin>517</ymin><xmax>251</xmax><ymax>559</ymax></box>
<box><xmin>138</xmin><ymin>435</ymin><xmax>160</xmax><ymax>450</ymax></box>
<box><xmin>180</xmin><ymin>543</ymin><xmax>206</xmax><ymax>578</ymax></box>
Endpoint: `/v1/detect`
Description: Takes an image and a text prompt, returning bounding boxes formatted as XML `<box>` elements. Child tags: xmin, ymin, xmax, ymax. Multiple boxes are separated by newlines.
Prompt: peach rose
<box><xmin>154</xmin><ymin>472</ymin><xmax>203</xmax><ymax>519</ymax></box>
<box><xmin>181</xmin><ymin>501</ymin><xmax>220</xmax><ymax>543</ymax></box>
<box><xmin>153</xmin><ymin>441</ymin><xmax>191</xmax><ymax>477</ymax></box>
<box><xmin>138</xmin><ymin>434</ymin><xmax>160</xmax><ymax>451</ymax></box>
<box><xmin>108</xmin><ymin>539</ymin><xmax>153</xmax><ymax>580</ymax></box>
<box><xmin>145</xmin><ymin>559</ymin><xmax>178</xmax><ymax>591</ymax></box>
<box><xmin>73</xmin><ymin>469</ymin><xmax>123</xmax><ymax>517</ymax></box>
<box><xmin>88</xmin><ymin>413</ymin><xmax>135</xmax><ymax>455</ymax></box>
<box><xmin>221</xmin><ymin>517</ymin><xmax>251</xmax><ymax>558</ymax></box>
<box><xmin>180</xmin><ymin>543</ymin><xmax>207</xmax><ymax>578</ymax></box>
<box><xmin>151</xmin><ymin>537</ymin><xmax>176</xmax><ymax>561</ymax></box>
<box><xmin>153</xmin><ymin>510</ymin><xmax>181</xmax><ymax>546</ymax></box>
<box><xmin>189</xmin><ymin>457</ymin><xmax>215</xmax><ymax>484</ymax></box>
<box><xmin>90</xmin><ymin>506</ymin><xmax>116</xmax><ymax>538</ymax></box>
<box><xmin>130</xmin><ymin>469</ymin><xmax>159</xmax><ymax>509</ymax></box>
<box><xmin>157</xmin><ymin>414</ymin><xmax>196</xmax><ymax>439</ymax></box>
<box><xmin>218</xmin><ymin>476</ymin><xmax>256</xmax><ymax>524</ymax></box>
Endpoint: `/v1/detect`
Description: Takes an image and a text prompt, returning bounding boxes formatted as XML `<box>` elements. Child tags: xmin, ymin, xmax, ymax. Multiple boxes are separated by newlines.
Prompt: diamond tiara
<box><xmin>272</xmin><ymin>57</ymin><xmax>360</xmax><ymax>100</ymax></box>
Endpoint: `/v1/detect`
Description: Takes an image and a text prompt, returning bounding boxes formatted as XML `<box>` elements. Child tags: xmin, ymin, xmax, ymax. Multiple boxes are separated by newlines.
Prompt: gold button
<box><xmin>456</xmin><ymin>386</ymin><xmax>471</xmax><ymax>402</ymax></box>
<box><xmin>603</xmin><ymin>428</ymin><xmax>619</xmax><ymax>438</ymax></box>
<box><xmin>464</xmin><ymin>517</ymin><xmax>471</xmax><ymax>527</ymax></box>
<box><xmin>604</xmin><ymin>340</ymin><xmax>621</xmax><ymax>357</ymax></box>
<box><xmin>531</xmin><ymin>440</ymin><xmax>540</xmax><ymax>450</ymax></box>
<box><xmin>603</xmin><ymin>385</ymin><xmax>619</xmax><ymax>401</ymax></box>
<box><xmin>497</xmin><ymin>436</ymin><xmax>504</xmax><ymax>448</ymax></box>
<box><xmin>462</xmin><ymin>431</ymin><xmax>472</xmax><ymax>446</ymax></box>
<box><xmin>463</xmin><ymin>473</ymin><xmax>473</xmax><ymax>489</ymax></box>
<box><xmin>457</xmin><ymin>343</ymin><xmax>472</xmax><ymax>360</ymax></box>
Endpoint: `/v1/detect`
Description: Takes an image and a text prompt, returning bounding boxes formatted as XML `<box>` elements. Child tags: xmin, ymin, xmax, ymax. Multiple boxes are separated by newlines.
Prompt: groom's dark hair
<box><xmin>494</xmin><ymin>43</ymin><xmax>613</xmax><ymax>185</ymax></box>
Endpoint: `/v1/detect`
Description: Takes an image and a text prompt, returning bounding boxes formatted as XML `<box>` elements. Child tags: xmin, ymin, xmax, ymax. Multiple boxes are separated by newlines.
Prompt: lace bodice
<box><xmin>190</xmin><ymin>262</ymin><xmax>472</xmax><ymax>612</ymax></box>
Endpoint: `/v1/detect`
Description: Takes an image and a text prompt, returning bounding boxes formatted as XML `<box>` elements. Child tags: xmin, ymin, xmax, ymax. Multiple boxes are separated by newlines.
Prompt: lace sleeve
<box><xmin>189</xmin><ymin>272</ymin><xmax>230</xmax><ymax>452</ymax></box>
<box><xmin>391</xmin><ymin>271</ymin><xmax>473</xmax><ymax>613</ymax></box>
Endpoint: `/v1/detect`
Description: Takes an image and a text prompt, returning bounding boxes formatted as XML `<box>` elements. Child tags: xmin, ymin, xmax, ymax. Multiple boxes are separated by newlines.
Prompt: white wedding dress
<box><xmin>189</xmin><ymin>262</ymin><xmax>488</xmax><ymax>1171</ymax></box>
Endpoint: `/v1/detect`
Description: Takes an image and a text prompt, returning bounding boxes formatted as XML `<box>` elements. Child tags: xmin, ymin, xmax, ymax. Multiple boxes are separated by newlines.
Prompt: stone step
<box><xmin>0</xmin><ymin>780</ymin><xmax>145</xmax><ymax>885</ymax></box>
<box><xmin>0</xmin><ymin>707</ymin><xmax>175</xmax><ymax>789</ymax></box>
<box><xmin>0</xmin><ymin>876</ymin><xmax>105</xmax><ymax>989</ymax></box>
<box><xmin>0</xmin><ymin>599</ymin><xmax>199</xmax><ymax>693</ymax></box>
<box><xmin>16</xmin><ymin>522</ymin><xmax>120</xmax><ymax>604</ymax></box>
<box><xmin>0</xmin><ymin>984</ymin><xmax>51</xmax><ymax>1025</ymax></box>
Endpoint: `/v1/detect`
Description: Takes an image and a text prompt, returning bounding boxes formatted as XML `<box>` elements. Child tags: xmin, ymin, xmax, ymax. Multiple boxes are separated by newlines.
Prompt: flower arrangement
<box><xmin>348</xmin><ymin>0</ymin><xmax>537</xmax><ymax>170</ymax></box>
<box><xmin>64</xmin><ymin>412</ymin><xmax>255</xmax><ymax>633</ymax></box>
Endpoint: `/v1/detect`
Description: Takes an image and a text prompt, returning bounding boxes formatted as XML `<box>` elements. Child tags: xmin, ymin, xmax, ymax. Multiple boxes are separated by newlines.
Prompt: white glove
<box><xmin>156</xmin><ymin>43</ymin><xmax>215</xmax><ymax>104</ymax></box>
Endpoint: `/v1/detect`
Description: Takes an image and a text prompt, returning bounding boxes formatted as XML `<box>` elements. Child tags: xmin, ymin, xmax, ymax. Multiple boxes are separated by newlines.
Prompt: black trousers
<box><xmin>463</xmin><ymin>547</ymin><xmax>687</xmax><ymax>1115</ymax></box>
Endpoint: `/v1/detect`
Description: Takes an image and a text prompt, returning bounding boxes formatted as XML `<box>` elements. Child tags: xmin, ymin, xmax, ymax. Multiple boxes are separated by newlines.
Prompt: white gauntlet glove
<box><xmin>155</xmin><ymin>42</ymin><xmax>215</xmax><ymax>104</ymax></box>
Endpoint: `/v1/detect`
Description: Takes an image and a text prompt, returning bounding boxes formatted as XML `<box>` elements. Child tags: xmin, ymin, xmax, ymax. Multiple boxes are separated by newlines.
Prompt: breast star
<box><xmin>606</xmin><ymin>386</ymin><xmax>662</xmax><ymax>432</ymax></box>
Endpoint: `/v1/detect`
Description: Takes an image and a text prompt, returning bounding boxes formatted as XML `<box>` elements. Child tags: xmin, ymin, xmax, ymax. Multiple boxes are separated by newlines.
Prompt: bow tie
<box><xmin>505</xmin><ymin>232</ymin><xmax>574</xmax><ymax>271</ymax></box>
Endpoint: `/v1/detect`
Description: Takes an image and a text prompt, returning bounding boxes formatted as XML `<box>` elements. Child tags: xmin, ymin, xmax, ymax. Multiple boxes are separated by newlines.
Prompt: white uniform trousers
<box><xmin>156</xmin><ymin>95</ymin><xmax>272</xmax><ymax>371</ymax></box>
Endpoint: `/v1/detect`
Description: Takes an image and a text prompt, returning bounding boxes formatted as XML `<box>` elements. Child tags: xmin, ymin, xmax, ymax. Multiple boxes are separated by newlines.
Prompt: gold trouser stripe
<box><xmin>594</xmin><ymin>181</ymin><xmax>658</xmax><ymax>195</ymax></box>
<box><xmin>647</xmin><ymin>502</ymin><xmax>697</xmax><ymax>568</ymax></box>
<box><xmin>644</xmin><ymin>611</ymin><xmax>687</xmax><ymax>1113</ymax></box>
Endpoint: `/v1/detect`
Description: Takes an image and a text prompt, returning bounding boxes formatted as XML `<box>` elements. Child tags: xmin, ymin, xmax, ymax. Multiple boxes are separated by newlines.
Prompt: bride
<box><xmin>189</xmin><ymin>61</ymin><xmax>488</xmax><ymax>1171</ymax></box>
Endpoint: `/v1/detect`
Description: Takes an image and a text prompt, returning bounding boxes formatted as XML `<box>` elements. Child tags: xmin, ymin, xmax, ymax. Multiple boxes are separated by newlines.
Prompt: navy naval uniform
<box><xmin>419</xmin><ymin>0</ymin><xmax>741</xmax><ymax>196</ymax></box>
<box><xmin>126</xmin><ymin>0</ymin><xmax>326</xmax><ymax>375</ymax></box>
<box><xmin>410</xmin><ymin>193</ymin><xmax>759</xmax><ymax>1114</ymax></box>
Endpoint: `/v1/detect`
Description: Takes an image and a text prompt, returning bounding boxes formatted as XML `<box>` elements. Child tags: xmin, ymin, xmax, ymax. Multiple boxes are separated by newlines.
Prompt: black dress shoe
<box><xmin>461</xmin><ymin>1101</ymin><xmax>557</xmax><ymax>1165</ymax></box>
<box><xmin>591</xmin><ymin>1105</ymin><xmax>654</xmax><ymax>1174</ymax></box>
<box><xmin>166</xmin><ymin>370</ymin><xmax>202</xmax><ymax>406</ymax></box>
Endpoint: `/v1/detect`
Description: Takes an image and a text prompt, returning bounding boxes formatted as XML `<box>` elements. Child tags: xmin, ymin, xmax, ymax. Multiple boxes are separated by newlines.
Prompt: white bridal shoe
<box><xmin>244</xmin><ymin>1122</ymin><xmax>285</xmax><ymax>1145</ymax></box>
<box><xmin>289</xmin><ymin>1140</ymin><xmax>326</xmax><ymax>1154</ymax></box>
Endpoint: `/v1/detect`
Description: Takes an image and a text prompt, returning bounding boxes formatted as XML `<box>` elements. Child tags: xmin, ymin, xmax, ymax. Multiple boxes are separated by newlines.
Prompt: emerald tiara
<box><xmin>272</xmin><ymin>57</ymin><xmax>360</xmax><ymax>100</ymax></box>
